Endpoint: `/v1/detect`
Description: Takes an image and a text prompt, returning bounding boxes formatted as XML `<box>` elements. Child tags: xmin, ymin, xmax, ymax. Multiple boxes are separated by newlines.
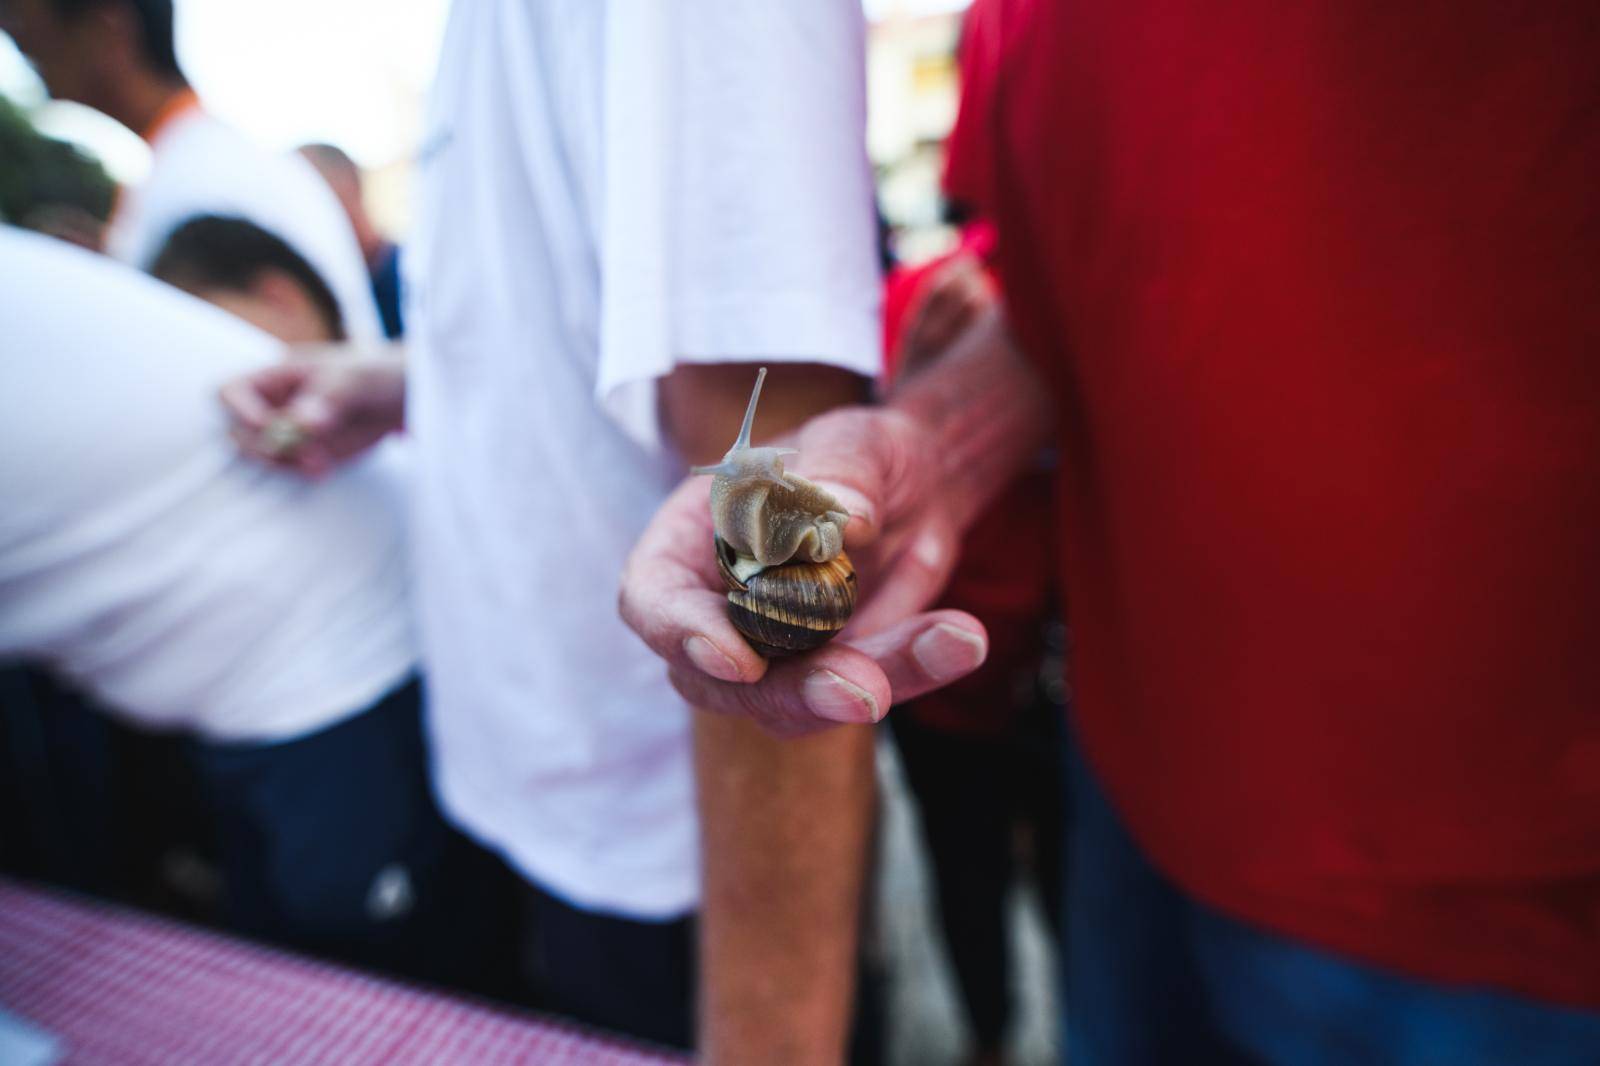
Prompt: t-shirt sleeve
<box><xmin>596</xmin><ymin>0</ymin><xmax>882</xmax><ymax>451</ymax></box>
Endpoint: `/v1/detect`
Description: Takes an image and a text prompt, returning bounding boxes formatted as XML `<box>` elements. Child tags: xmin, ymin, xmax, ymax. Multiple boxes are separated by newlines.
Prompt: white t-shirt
<box><xmin>105</xmin><ymin>104</ymin><xmax>383</xmax><ymax>343</ymax></box>
<box><xmin>407</xmin><ymin>0</ymin><xmax>881</xmax><ymax>918</ymax></box>
<box><xmin>0</xmin><ymin>227</ymin><xmax>416</xmax><ymax>743</ymax></box>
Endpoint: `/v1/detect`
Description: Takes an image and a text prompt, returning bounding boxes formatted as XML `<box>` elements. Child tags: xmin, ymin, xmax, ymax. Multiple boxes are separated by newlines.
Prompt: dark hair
<box><xmin>150</xmin><ymin>214</ymin><xmax>347</xmax><ymax>341</ymax></box>
<box><xmin>51</xmin><ymin>0</ymin><xmax>183</xmax><ymax>80</ymax></box>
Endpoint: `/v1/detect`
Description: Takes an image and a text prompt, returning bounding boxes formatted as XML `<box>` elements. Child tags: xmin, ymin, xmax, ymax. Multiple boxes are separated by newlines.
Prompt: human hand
<box><xmin>218</xmin><ymin>349</ymin><xmax>406</xmax><ymax>477</ymax></box>
<box><xmin>23</xmin><ymin>205</ymin><xmax>106</xmax><ymax>253</ymax></box>
<box><xmin>620</xmin><ymin>407</ymin><xmax>990</xmax><ymax>737</ymax></box>
<box><xmin>898</xmin><ymin>251</ymin><xmax>997</xmax><ymax>371</ymax></box>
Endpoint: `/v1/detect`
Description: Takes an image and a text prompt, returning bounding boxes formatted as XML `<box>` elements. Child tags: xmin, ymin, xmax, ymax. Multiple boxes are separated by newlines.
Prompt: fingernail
<box><xmin>803</xmin><ymin>670</ymin><xmax>880</xmax><ymax>724</ymax></box>
<box><xmin>911</xmin><ymin>623</ymin><xmax>987</xmax><ymax>683</ymax></box>
<box><xmin>684</xmin><ymin>636</ymin><xmax>742</xmax><ymax>683</ymax></box>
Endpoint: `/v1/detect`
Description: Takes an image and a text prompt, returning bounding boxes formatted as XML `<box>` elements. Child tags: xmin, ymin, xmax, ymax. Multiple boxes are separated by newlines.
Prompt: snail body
<box><xmin>692</xmin><ymin>368</ymin><xmax>856</xmax><ymax>656</ymax></box>
<box><xmin>708</xmin><ymin>467</ymin><xmax>850</xmax><ymax>567</ymax></box>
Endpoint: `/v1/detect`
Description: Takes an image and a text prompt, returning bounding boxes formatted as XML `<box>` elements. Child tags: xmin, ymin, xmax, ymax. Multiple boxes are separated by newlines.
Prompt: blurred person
<box><xmin>881</xmin><ymin>224</ymin><xmax>1064</xmax><ymax>1066</ymax></box>
<box><xmin>3</xmin><ymin>213</ymin><xmax>356</xmax><ymax>914</ymax></box>
<box><xmin>0</xmin><ymin>93</ymin><xmax>115</xmax><ymax>248</ymax></box>
<box><xmin>298</xmin><ymin>142</ymin><xmax>404</xmax><ymax>339</ymax></box>
<box><xmin>618</xmin><ymin>0</ymin><xmax>1600</xmax><ymax>1063</ymax></box>
<box><xmin>0</xmin><ymin>226</ymin><xmax>502</xmax><ymax>990</ymax></box>
<box><xmin>0</xmin><ymin>92</ymin><xmax>124</xmax><ymax>901</ymax></box>
<box><xmin>0</xmin><ymin>0</ymin><xmax>382</xmax><ymax>339</ymax></box>
<box><xmin>150</xmin><ymin>214</ymin><xmax>346</xmax><ymax>344</ymax></box>
<box><xmin>218</xmin><ymin>2</ymin><xmax>988</xmax><ymax>1058</ymax></box>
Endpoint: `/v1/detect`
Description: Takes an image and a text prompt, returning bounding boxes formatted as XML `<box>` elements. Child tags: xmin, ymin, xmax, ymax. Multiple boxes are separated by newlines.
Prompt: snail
<box><xmin>692</xmin><ymin>368</ymin><xmax>857</xmax><ymax>657</ymax></box>
<box><xmin>260</xmin><ymin>415</ymin><xmax>306</xmax><ymax>459</ymax></box>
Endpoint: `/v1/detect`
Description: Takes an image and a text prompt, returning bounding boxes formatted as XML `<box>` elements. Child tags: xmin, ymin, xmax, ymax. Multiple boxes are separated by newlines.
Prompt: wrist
<box><xmin>349</xmin><ymin>360</ymin><xmax>409</xmax><ymax>433</ymax></box>
<box><xmin>886</xmin><ymin>316</ymin><xmax>1053</xmax><ymax>534</ymax></box>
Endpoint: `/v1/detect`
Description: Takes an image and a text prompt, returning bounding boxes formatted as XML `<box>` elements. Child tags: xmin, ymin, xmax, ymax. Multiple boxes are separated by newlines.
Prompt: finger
<box><xmin>666</xmin><ymin>610</ymin><xmax>988</xmax><ymax>738</ymax></box>
<box><xmin>227</xmin><ymin>423</ymin><xmax>307</xmax><ymax>473</ymax></box>
<box><xmin>840</xmin><ymin>609</ymin><xmax>988</xmax><ymax>703</ymax></box>
<box><xmin>792</xmin><ymin>407</ymin><xmax>931</xmax><ymax>549</ymax></box>
<box><xmin>291</xmin><ymin>442</ymin><xmax>334</xmax><ymax>479</ymax></box>
<box><xmin>228</xmin><ymin>423</ymin><xmax>277</xmax><ymax>463</ymax></box>
<box><xmin>218</xmin><ymin>375</ymin><xmax>279</xmax><ymax>433</ymax></box>
<box><xmin>217</xmin><ymin>363</ymin><xmax>307</xmax><ymax>427</ymax></box>
<box><xmin>668</xmin><ymin>641</ymin><xmax>892</xmax><ymax>738</ymax></box>
<box><xmin>620</xmin><ymin>482</ymin><xmax>769</xmax><ymax>686</ymax></box>
<box><xmin>286</xmin><ymin>391</ymin><xmax>338</xmax><ymax>435</ymax></box>
<box><xmin>848</xmin><ymin>514</ymin><xmax>960</xmax><ymax>634</ymax></box>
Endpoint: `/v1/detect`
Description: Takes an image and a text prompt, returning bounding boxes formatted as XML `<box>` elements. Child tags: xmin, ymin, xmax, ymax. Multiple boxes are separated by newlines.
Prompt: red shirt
<box><xmin>952</xmin><ymin>0</ymin><xmax>1600</xmax><ymax>1006</ymax></box>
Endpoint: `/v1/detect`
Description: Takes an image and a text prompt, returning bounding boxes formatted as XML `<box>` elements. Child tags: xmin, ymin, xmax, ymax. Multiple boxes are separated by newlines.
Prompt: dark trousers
<box><xmin>0</xmin><ymin>666</ymin><xmax>123</xmax><ymax>893</ymax></box>
<box><xmin>521</xmin><ymin>881</ymin><xmax>697</xmax><ymax>1051</ymax></box>
<box><xmin>189</xmin><ymin>678</ymin><xmax>515</xmax><ymax>993</ymax></box>
<box><xmin>515</xmin><ymin>873</ymin><xmax>885</xmax><ymax>1059</ymax></box>
<box><xmin>0</xmin><ymin>666</ymin><xmax>211</xmax><ymax>913</ymax></box>
<box><xmin>890</xmin><ymin>701</ymin><xmax>1064</xmax><ymax>1051</ymax></box>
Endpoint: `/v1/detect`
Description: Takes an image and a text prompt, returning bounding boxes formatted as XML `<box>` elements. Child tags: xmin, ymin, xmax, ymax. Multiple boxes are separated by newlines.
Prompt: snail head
<box><xmin>690</xmin><ymin>367</ymin><xmax>850</xmax><ymax>567</ymax></box>
<box><xmin>689</xmin><ymin>367</ymin><xmax>797</xmax><ymax>487</ymax></box>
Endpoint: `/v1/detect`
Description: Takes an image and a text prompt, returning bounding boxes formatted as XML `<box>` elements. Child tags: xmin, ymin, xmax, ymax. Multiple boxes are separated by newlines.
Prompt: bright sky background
<box><xmin>2</xmin><ymin>0</ymin><xmax>969</xmax><ymax>186</ymax></box>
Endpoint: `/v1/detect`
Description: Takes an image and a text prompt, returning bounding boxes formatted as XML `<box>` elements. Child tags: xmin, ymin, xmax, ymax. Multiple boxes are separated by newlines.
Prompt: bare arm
<box><xmin>658</xmin><ymin>362</ymin><xmax>866</xmax><ymax>465</ymax></box>
<box><xmin>888</xmin><ymin>309</ymin><xmax>1053</xmax><ymax>535</ymax></box>
<box><xmin>660</xmin><ymin>362</ymin><xmax>876</xmax><ymax>1064</ymax></box>
<box><xmin>692</xmin><ymin>713</ymin><xmax>875</xmax><ymax>1065</ymax></box>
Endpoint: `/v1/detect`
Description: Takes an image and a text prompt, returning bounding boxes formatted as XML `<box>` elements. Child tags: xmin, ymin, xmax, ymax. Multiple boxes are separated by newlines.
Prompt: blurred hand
<box><xmin>218</xmin><ymin>352</ymin><xmax>406</xmax><ymax>477</ymax></box>
<box><xmin>898</xmin><ymin>251</ymin><xmax>997</xmax><ymax>371</ymax></box>
<box><xmin>620</xmin><ymin>407</ymin><xmax>990</xmax><ymax>738</ymax></box>
<box><xmin>23</xmin><ymin>205</ymin><xmax>107</xmax><ymax>253</ymax></box>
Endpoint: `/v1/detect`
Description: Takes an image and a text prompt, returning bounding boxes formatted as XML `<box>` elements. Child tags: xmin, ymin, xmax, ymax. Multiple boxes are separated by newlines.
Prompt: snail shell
<box><xmin>716</xmin><ymin>536</ymin><xmax>857</xmax><ymax>657</ymax></box>
<box><xmin>693</xmin><ymin>368</ymin><xmax>857</xmax><ymax>656</ymax></box>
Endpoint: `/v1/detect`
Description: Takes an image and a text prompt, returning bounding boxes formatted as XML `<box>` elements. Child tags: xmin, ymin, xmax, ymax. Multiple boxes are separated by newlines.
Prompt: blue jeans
<box><xmin>189</xmin><ymin>678</ymin><xmax>516</xmax><ymax>994</ymax></box>
<box><xmin>1062</xmin><ymin>724</ymin><xmax>1600</xmax><ymax>1065</ymax></box>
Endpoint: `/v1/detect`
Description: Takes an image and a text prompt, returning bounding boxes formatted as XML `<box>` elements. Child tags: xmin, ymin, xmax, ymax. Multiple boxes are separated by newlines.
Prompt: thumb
<box><xmin>791</xmin><ymin>407</ymin><xmax>931</xmax><ymax>550</ymax></box>
<box><xmin>218</xmin><ymin>362</ymin><xmax>306</xmax><ymax>430</ymax></box>
<box><xmin>848</xmin><ymin>513</ymin><xmax>961</xmax><ymax>634</ymax></box>
<box><xmin>286</xmin><ymin>390</ymin><xmax>337</xmax><ymax>435</ymax></box>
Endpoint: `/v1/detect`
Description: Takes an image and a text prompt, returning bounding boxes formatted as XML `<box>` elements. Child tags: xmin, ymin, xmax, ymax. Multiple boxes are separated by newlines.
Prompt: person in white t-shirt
<box><xmin>0</xmin><ymin>0</ymin><xmax>382</xmax><ymax>341</ymax></box>
<box><xmin>0</xmin><ymin>226</ymin><xmax>503</xmax><ymax>989</ymax></box>
<box><xmin>218</xmin><ymin>2</ymin><xmax>984</xmax><ymax>1056</ymax></box>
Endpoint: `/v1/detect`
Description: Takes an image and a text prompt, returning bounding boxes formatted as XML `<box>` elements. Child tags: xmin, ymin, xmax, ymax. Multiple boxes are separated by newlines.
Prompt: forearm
<box><xmin>888</xmin><ymin>310</ymin><xmax>1054</xmax><ymax>535</ymax></box>
<box><xmin>694</xmin><ymin>714</ymin><xmax>875</xmax><ymax>1065</ymax></box>
<box><xmin>662</xmin><ymin>361</ymin><xmax>877</xmax><ymax>1060</ymax></box>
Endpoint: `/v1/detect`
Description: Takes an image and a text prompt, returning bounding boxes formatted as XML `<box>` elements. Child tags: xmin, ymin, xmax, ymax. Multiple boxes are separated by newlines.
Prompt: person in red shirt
<box><xmin>623</xmin><ymin>0</ymin><xmax>1600</xmax><ymax>1059</ymax></box>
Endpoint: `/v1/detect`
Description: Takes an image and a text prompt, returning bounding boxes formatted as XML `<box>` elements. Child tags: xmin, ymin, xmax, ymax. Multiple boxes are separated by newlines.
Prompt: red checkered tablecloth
<box><xmin>0</xmin><ymin>878</ymin><xmax>690</xmax><ymax>1065</ymax></box>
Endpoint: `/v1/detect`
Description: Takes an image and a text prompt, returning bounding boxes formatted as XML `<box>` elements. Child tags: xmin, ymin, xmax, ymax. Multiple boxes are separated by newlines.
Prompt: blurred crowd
<box><xmin>1</xmin><ymin>1</ymin><xmax>1597</xmax><ymax>1065</ymax></box>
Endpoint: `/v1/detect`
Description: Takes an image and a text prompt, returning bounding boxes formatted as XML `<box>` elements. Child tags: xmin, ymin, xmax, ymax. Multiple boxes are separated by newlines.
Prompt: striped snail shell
<box><xmin>714</xmin><ymin>536</ymin><xmax>857</xmax><ymax>657</ymax></box>
<box><xmin>692</xmin><ymin>368</ymin><xmax>857</xmax><ymax>657</ymax></box>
